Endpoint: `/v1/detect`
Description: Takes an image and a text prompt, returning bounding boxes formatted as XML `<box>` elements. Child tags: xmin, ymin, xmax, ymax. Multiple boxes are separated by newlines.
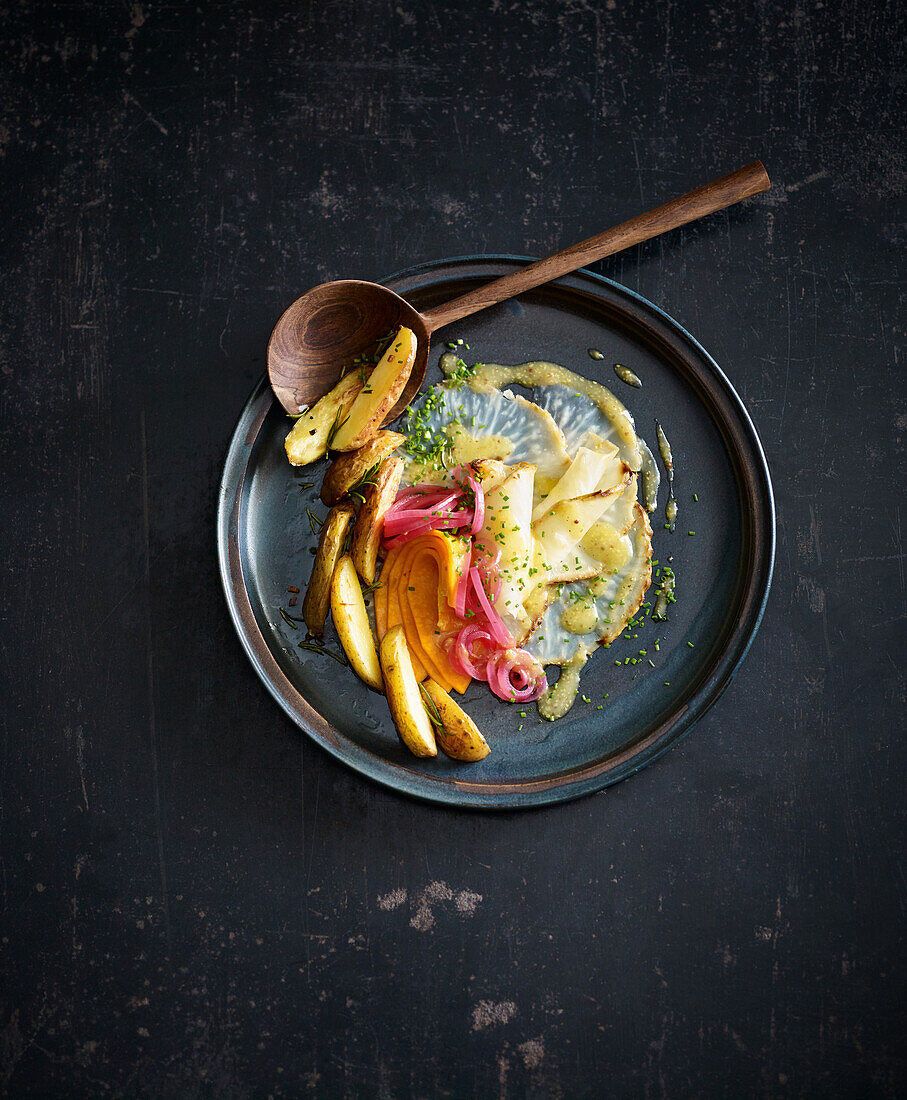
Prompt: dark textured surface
<box><xmin>0</xmin><ymin>1</ymin><xmax>904</xmax><ymax>1096</ymax></box>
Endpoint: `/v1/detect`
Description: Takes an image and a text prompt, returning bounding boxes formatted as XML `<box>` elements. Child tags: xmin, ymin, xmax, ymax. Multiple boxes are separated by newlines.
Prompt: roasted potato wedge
<box><xmin>330</xmin><ymin>327</ymin><xmax>417</xmax><ymax>451</ymax></box>
<box><xmin>351</xmin><ymin>455</ymin><xmax>404</xmax><ymax>585</ymax></box>
<box><xmin>285</xmin><ymin>372</ymin><xmax>364</xmax><ymax>467</ymax></box>
<box><xmin>330</xmin><ymin>555</ymin><xmax>383</xmax><ymax>691</ymax></box>
<box><xmin>320</xmin><ymin>430</ymin><xmax>406</xmax><ymax>506</ymax></box>
<box><xmin>421</xmin><ymin>679</ymin><xmax>491</xmax><ymax>762</ymax></box>
<box><xmin>379</xmin><ymin>625</ymin><xmax>437</xmax><ymax>758</ymax></box>
<box><xmin>301</xmin><ymin>502</ymin><xmax>356</xmax><ymax>635</ymax></box>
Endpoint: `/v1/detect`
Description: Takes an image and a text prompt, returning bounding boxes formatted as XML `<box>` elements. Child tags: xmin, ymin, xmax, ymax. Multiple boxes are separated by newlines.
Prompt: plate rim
<box><xmin>217</xmin><ymin>256</ymin><xmax>775</xmax><ymax>810</ymax></box>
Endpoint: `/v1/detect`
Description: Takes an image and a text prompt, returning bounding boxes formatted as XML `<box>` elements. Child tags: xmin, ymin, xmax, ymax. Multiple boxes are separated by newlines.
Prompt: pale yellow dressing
<box><xmin>560</xmin><ymin>598</ymin><xmax>598</xmax><ymax>635</ymax></box>
<box><xmin>581</xmin><ymin>522</ymin><xmax>632</xmax><ymax>574</ymax></box>
<box><xmin>445</xmin><ymin>426</ymin><xmax>514</xmax><ymax>466</ymax></box>
<box><xmin>538</xmin><ymin>651</ymin><xmax>589</xmax><ymax>721</ymax></box>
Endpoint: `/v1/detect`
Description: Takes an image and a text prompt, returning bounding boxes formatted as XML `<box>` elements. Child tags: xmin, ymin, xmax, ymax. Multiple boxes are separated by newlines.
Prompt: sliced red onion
<box><xmin>383</xmin><ymin>509</ymin><xmax>472</xmax><ymax>538</ymax></box>
<box><xmin>447</xmin><ymin>625</ymin><xmax>496</xmax><ymax>681</ymax></box>
<box><xmin>385</xmin><ymin>490</ymin><xmax>460</xmax><ymax>520</ymax></box>
<box><xmin>467</xmin><ymin>475</ymin><xmax>485</xmax><ymax>535</ymax></box>
<box><xmin>468</xmin><ymin>567</ymin><xmax>513</xmax><ymax>647</ymax></box>
<box><xmin>486</xmin><ymin>649</ymin><xmax>548</xmax><ymax>703</ymax></box>
<box><xmin>382</xmin><ymin>521</ymin><xmax>442</xmax><ymax>547</ymax></box>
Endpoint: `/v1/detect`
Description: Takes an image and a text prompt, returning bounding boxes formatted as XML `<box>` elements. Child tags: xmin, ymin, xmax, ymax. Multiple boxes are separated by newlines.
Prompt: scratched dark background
<box><xmin>1</xmin><ymin>0</ymin><xmax>904</xmax><ymax>1096</ymax></box>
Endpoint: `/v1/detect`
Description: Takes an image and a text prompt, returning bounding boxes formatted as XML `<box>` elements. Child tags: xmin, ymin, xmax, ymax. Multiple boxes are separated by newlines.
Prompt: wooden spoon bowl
<box><xmin>268</xmin><ymin>162</ymin><xmax>770</xmax><ymax>419</ymax></box>
<box><xmin>267</xmin><ymin>279</ymin><xmax>431</xmax><ymax>416</ymax></box>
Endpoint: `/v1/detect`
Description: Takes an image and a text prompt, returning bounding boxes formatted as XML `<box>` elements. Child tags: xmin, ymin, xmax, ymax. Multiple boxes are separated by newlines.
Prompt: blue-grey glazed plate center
<box><xmin>218</xmin><ymin>258</ymin><xmax>774</xmax><ymax>809</ymax></box>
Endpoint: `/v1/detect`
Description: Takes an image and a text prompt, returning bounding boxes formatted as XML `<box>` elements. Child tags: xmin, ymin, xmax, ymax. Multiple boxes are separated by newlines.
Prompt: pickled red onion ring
<box><xmin>486</xmin><ymin>650</ymin><xmax>547</xmax><ymax>703</ymax></box>
<box><xmin>447</xmin><ymin>624</ymin><xmax>496</xmax><ymax>681</ymax></box>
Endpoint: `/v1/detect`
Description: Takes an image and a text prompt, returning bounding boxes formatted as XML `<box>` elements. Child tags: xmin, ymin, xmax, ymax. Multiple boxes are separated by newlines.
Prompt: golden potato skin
<box><xmin>320</xmin><ymin>431</ymin><xmax>406</xmax><ymax>506</ymax></box>
<box><xmin>330</xmin><ymin>328</ymin><xmax>417</xmax><ymax>451</ymax></box>
<box><xmin>422</xmin><ymin>679</ymin><xmax>491</xmax><ymax>762</ymax></box>
<box><xmin>301</xmin><ymin>502</ymin><xmax>356</xmax><ymax>636</ymax></box>
<box><xmin>379</xmin><ymin>626</ymin><xmax>437</xmax><ymax>758</ymax></box>
<box><xmin>350</xmin><ymin>455</ymin><xmax>404</xmax><ymax>585</ymax></box>
<box><xmin>285</xmin><ymin>372</ymin><xmax>364</xmax><ymax>467</ymax></box>
<box><xmin>330</xmin><ymin>555</ymin><xmax>383</xmax><ymax>691</ymax></box>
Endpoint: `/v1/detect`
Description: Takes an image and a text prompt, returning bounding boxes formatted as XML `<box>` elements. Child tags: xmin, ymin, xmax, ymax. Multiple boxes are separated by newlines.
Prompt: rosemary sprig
<box><xmin>360</xmin><ymin>578</ymin><xmax>383</xmax><ymax>595</ymax></box>
<box><xmin>418</xmin><ymin>682</ymin><xmax>444</xmax><ymax>731</ymax></box>
<box><xmin>325</xmin><ymin>409</ymin><xmax>349</xmax><ymax>450</ymax></box>
<box><xmin>297</xmin><ymin>640</ymin><xmax>347</xmax><ymax>665</ymax></box>
<box><xmin>279</xmin><ymin>607</ymin><xmax>304</xmax><ymax>628</ymax></box>
<box><xmin>347</xmin><ymin>462</ymin><xmax>381</xmax><ymax>504</ymax></box>
<box><xmin>295</xmin><ymin>481</ymin><xmax>314</xmax><ymax>492</ymax></box>
<box><xmin>306</xmin><ymin>506</ymin><xmax>324</xmax><ymax>536</ymax></box>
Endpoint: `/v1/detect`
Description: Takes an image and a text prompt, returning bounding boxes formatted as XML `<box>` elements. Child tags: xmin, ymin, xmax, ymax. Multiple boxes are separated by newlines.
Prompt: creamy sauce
<box><xmin>613</xmin><ymin>363</ymin><xmax>642</xmax><ymax>388</ymax></box>
<box><xmin>538</xmin><ymin>651</ymin><xmax>588</xmax><ymax>720</ymax></box>
<box><xmin>655</xmin><ymin>420</ymin><xmax>677</xmax><ymax>532</ymax></box>
<box><xmin>638</xmin><ymin>437</ymin><xmax>660</xmax><ymax>513</ymax></box>
<box><xmin>561</xmin><ymin>596</ymin><xmax>598</xmax><ymax>635</ymax></box>
<box><xmin>452</xmin><ymin>359</ymin><xmax>643</xmax><ymax>471</ymax></box>
<box><xmin>445</xmin><ymin>426</ymin><xmax>514</xmax><ymax>466</ymax></box>
<box><xmin>665</xmin><ymin>497</ymin><xmax>678</xmax><ymax>527</ymax></box>
<box><xmin>581</xmin><ymin>521</ymin><xmax>632</xmax><ymax>573</ymax></box>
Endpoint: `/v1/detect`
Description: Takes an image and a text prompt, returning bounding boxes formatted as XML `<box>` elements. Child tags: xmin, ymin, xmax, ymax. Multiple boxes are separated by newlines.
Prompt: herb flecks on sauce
<box><xmin>651</xmin><ymin>565</ymin><xmax>675</xmax><ymax>622</ymax></box>
<box><xmin>538</xmin><ymin>651</ymin><xmax>589</xmax><ymax>721</ymax></box>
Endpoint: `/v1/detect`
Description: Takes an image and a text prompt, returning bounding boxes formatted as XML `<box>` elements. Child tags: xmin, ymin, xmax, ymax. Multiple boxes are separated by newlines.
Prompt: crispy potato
<box><xmin>330</xmin><ymin>555</ymin><xmax>383</xmax><ymax>691</ymax></box>
<box><xmin>301</xmin><ymin>502</ymin><xmax>355</xmax><ymax>635</ymax></box>
<box><xmin>379</xmin><ymin>625</ymin><xmax>437</xmax><ymax>758</ymax></box>
<box><xmin>330</xmin><ymin>327</ymin><xmax>417</xmax><ymax>451</ymax></box>
<box><xmin>320</xmin><ymin>430</ymin><xmax>406</xmax><ymax>506</ymax></box>
<box><xmin>285</xmin><ymin>372</ymin><xmax>364</xmax><ymax>467</ymax></box>
<box><xmin>351</xmin><ymin>455</ymin><xmax>404</xmax><ymax>585</ymax></box>
<box><xmin>421</xmin><ymin>679</ymin><xmax>491</xmax><ymax>762</ymax></box>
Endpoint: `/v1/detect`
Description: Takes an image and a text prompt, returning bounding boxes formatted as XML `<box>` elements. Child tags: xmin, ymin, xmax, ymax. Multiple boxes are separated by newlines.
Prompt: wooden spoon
<box><xmin>268</xmin><ymin>161</ymin><xmax>769</xmax><ymax>416</ymax></box>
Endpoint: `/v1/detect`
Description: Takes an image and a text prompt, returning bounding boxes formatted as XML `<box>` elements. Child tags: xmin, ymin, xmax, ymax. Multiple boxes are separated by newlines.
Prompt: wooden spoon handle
<box><xmin>419</xmin><ymin>161</ymin><xmax>770</xmax><ymax>333</ymax></box>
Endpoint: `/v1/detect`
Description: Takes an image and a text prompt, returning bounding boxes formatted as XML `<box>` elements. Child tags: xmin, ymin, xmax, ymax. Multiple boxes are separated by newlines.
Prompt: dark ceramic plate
<box><xmin>218</xmin><ymin>257</ymin><xmax>774</xmax><ymax>809</ymax></box>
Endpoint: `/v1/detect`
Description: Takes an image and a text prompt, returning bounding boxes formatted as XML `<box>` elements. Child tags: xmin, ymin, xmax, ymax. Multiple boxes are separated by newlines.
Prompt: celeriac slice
<box><xmin>531</xmin><ymin>445</ymin><xmax>612</xmax><ymax>523</ymax></box>
<box><xmin>474</xmin><ymin>462</ymin><xmax>535</xmax><ymax>638</ymax></box>
<box><xmin>531</xmin><ymin>470</ymin><xmax>632</xmax><ymax>585</ymax></box>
